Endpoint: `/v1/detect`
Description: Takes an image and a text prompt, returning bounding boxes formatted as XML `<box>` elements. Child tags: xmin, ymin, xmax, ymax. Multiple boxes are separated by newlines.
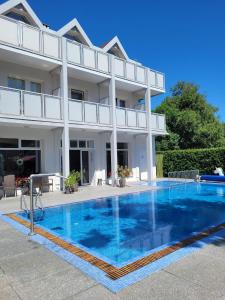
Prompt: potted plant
<box><xmin>117</xmin><ymin>165</ymin><xmax>132</xmax><ymax>187</ymax></box>
<box><xmin>64</xmin><ymin>170</ymin><xmax>81</xmax><ymax>194</ymax></box>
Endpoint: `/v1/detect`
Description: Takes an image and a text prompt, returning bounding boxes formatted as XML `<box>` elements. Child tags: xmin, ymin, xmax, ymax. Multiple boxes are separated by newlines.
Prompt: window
<box><xmin>8</xmin><ymin>77</ymin><xmax>25</xmax><ymax>90</ymax></box>
<box><xmin>0</xmin><ymin>138</ymin><xmax>18</xmax><ymax>149</ymax></box>
<box><xmin>5</xmin><ymin>12</ymin><xmax>30</xmax><ymax>24</ymax></box>
<box><xmin>79</xmin><ymin>140</ymin><xmax>86</xmax><ymax>148</ymax></box>
<box><xmin>71</xmin><ymin>89</ymin><xmax>84</xmax><ymax>100</ymax></box>
<box><xmin>21</xmin><ymin>140</ymin><xmax>40</xmax><ymax>148</ymax></box>
<box><xmin>70</xmin><ymin>140</ymin><xmax>78</xmax><ymax>148</ymax></box>
<box><xmin>0</xmin><ymin>150</ymin><xmax>41</xmax><ymax>177</ymax></box>
<box><xmin>106</xmin><ymin>142</ymin><xmax>129</xmax><ymax>177</ymax></box>
<box><xmin>87</xmin><ymin>140</ymin><xmax>94</xmax><ymax>149</ymax></box>
<box><xmin>30</xmin><ymin>82</ymin><xmax>41</xmax><ymax>93</ymax></box>
<box><xmin>116</xmin><ymin>99</ymin><xmax>126</xmax><ymax>108</ymax></box>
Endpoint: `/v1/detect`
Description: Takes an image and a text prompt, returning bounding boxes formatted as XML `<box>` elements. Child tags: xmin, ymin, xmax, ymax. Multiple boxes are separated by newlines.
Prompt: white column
<box><xmin>109</xmin><ymin>56</ymin><xmax>118</xmax><ymax>186</ymax></box>
<box><xmin>61</xmin><ymin>37</ymin><xmax>70</xmax><ymax>178</ymax></box>
<box><xmin>145</xmin><ymin>69</ymin><xmax>153</xmax><ymax>181</ymax></box>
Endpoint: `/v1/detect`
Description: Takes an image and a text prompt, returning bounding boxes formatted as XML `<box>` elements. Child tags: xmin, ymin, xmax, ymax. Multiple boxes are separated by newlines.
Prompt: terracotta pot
<box><xmin>119</xmin><ymin>178</ymin><xmax>126</xmax><ymax>188</ymax></box>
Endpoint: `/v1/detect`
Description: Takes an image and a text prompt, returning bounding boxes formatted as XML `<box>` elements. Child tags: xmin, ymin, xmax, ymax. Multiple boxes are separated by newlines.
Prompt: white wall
<box><xmin>0</xmin><ymin>61</ymin><xmax>54</xmax><ymax>94</ymax></box>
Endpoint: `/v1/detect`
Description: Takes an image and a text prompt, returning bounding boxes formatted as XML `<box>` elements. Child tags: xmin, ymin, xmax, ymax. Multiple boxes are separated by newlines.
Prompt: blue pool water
<box><xmin>18</xmin><ymin>182</ymin><xmax>225</xmax><ymax>265</ymax></box>
<box><xmin>140</xmin><ymin>180</ymin><xmax>183</xmax><ymax>187</ymax></box>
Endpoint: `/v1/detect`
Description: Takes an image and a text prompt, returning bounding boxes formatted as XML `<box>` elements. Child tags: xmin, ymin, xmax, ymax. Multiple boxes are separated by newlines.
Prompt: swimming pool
<box><xmin>17</xmin><ymin>182</ymin><xmax>225</xmax><ymax>266</ymax></box>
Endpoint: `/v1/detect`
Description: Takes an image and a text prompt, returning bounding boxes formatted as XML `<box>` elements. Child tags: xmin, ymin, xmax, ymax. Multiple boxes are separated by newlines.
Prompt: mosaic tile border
<box><xmin>6</xmin><ymin>213</ymin><xmax>225</xmax><ymax>280</ymax></box>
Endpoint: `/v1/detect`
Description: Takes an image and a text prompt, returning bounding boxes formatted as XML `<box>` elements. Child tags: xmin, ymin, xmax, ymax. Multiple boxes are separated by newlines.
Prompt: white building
<box><xmin>0</xmin><ymin>0</ymin><xmax>167</xmax><ymax>187</ymax></box>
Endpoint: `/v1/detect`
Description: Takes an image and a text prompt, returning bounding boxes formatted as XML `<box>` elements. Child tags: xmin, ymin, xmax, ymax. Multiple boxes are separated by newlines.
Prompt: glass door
<box><xmin>81</xmin><ymin>150</ymin><xmax>89</xmax><ymax>185</ymax></box>
<box><xmin>69</xmin><ymin>150</ymin><xmax>90</xmax><ymax>185</ymax></box>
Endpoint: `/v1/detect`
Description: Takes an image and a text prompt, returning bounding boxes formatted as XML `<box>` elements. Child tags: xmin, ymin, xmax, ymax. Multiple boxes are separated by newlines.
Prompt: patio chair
<box><xmin>3</xmin><ymin>175</ymin><xmax>16</xmax><ymax>198</ymax></box>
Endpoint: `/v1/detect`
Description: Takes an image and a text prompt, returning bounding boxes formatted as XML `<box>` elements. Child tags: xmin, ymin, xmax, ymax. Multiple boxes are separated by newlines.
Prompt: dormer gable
<box><xmin>101</xmin><ymin>36</ymin><xmax>129</xmax><ymax>60</ymax></box>
<box><xmin>58</xmin><ymin>19</ymin><xmax>93</xmax><ymax>47</ymax></box>
<box><xmin>0</xmin><ymin>0</ymin><xmax>44</xmax><ymax>29</ymax></box>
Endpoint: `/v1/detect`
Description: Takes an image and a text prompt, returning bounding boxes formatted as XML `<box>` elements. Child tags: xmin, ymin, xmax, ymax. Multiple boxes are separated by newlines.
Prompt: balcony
<box><xmin>0</xmin><ymin>86</ymin><xmax>62</xmax><ymax>122</ymax></box>
<box><xmin>116</xmin><ymin>107</ymin><xmax>166</xmax><ymax>132</ymax></box>
<box><xmin>114</xmin><ymin>57</ymin><xmax>165</xmax><ymax>90</ymax></box>
<box><xmin>68</xmin><ymin>99</ymin><xmax>112</xmax><ymax>127</ymax></box>
<box><xmin>0</xmin><ymin>15</ymin><xmax>61</xmax><ymax>60</ymax></box>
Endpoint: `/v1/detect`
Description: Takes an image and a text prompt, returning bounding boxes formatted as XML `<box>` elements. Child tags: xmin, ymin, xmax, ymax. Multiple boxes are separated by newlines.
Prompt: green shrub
<box><xmin>156</xmin><ymin>154</ymin><xmax>164</xmax><ymax>178</ymax></box>
<box><xmin>158</xmin><ymin>147</ymin><xmax>225</xmax><ymax>176</ymax></box>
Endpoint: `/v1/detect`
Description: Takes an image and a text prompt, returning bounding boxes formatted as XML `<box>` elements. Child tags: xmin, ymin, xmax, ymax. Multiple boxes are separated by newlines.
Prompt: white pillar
<box><xmin>61</xmin><ymin>37</ymin><xmax>70</xmax><ymax>178</ymax></box>
<box><xmin>145</xmin><ymin>69</ymin><xmax>153</xmax><ymax>181</ymax></box>
<box><xmin>109</xmin><ymin>56</ymin><xmax>118</xmax><ymax>185</ymax></box>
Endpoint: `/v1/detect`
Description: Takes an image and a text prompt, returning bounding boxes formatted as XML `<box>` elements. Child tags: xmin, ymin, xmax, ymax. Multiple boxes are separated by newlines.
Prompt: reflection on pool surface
<box><xmin>18</xmin><ymin>182</ymin><xmax>225</xmax><ymax>264</ymax></box>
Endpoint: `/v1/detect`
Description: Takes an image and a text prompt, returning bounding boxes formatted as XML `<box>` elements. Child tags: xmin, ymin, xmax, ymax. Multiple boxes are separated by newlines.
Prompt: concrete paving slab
<box><xmin>0</xmin><ymin>247</ymin><xmax>74</xmax><ymax>285</ymax></box>
<box><xmin>0</xmin><ymin>235</ymin><xmax>40</xmax><ymax>260</ymax></box>
<box><xmin>1</xmin><ymin>286</ymin><xmax>21</xmax><ymax>300</ymax></box>
<box><xmin>163</xmin><ymin>251</ymin><xmax>225</xmax><ymax>297</ymax></box>
<box><xmin>68</xmin><ymin>284</ymin><xmax>120</xmax><ymax>300</ymax></box>
<box><xmin>12</xmin><ymin>268</ymin><xmax>97</xmax><ymax>300</ymax></box>
<box><xmin>117</xmin><ymin>270</ymin><xmax>217</xmax><ymax>300</ymax></box>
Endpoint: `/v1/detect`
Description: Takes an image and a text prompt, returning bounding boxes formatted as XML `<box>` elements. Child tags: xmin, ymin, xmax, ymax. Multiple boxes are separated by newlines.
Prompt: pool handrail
<box><xmin>29</xmin><ymin>173</ymin><xmax>66</xmax><ymax>236</ymax></box>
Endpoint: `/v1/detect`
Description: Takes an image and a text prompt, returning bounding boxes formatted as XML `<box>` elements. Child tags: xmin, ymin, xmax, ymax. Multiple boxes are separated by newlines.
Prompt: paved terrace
<box><xmin>1</xmin><ymin>185</ymin><xmax>225</xmax><ymax>299</ymax></box>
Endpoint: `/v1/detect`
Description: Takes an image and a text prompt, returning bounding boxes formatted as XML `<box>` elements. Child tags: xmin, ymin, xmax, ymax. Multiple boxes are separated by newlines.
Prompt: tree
<box><xmin>155</xmin><ymin>81</ymin><xmax>225</xmax><ymax>151</ymax></box>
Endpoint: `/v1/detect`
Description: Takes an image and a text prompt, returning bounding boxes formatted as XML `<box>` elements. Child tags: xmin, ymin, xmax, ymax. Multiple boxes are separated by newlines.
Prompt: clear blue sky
<box><xmin>2</xmin><ymin>0</ymin><xmax>225</xmax><ymax>120</ymax></box>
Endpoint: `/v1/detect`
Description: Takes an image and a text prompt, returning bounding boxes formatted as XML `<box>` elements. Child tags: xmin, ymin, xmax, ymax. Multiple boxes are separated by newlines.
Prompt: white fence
<box><xmin>0</xmin><ymin>15</ymin><xmax>61</xmax><ymax>59</ymax></box>
<box><xmin>68</xmin><ymin>99</ymin><xmax>111</xmax><ymax>125</ymax></box>
<box><xmin>0</xmin><ymin>86</ymin><xmax>62</xmax><ymax>120</ymax></box>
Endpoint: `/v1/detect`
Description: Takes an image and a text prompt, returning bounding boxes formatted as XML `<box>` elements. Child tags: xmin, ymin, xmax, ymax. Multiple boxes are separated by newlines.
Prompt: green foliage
<box><xmin>155</xmin><ymin>81</ymin><xmax>225</xmax><ymax>150</ymax></box>
<box><xmin>64</xmin><ymin>170</ymin><xmax>81</xmax><ymax>188</ymax></box>
<box><xmin>160</xmin><ymin>148</ymin><xmax>225</xmax><ymax>176</ymax></box>
<box><xmin>156</xmin><ymin>154</ymin><xmax>164</xmax><ymax>178</ymax></box>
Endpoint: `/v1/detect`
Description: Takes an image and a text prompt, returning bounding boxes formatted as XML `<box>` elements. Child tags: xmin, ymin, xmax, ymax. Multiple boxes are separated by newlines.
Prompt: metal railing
<box><xmin>168</xmin><ymin>170</ymin><xmax>199</xmax><ymax>180</ymax></box>
<box><xmin>28</xmin><ymin>173</ymin><xmax>66</xmax><ymax>236</ymax></box>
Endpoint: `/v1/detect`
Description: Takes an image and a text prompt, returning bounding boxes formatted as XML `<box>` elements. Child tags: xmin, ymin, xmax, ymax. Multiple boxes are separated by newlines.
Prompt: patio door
<box><xmin>70</xmin><ymin>150</ymin><xmax>90</xmax><ymax>185</ymax></box>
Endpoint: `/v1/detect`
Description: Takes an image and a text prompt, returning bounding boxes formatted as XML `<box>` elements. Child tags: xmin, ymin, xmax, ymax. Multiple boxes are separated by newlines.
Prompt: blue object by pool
<box><xmin>201</xmin><ymin>175</ymin><xmax>225</xmax><ymax>182</ymax></box>
<box><xmin>18</xmin><ymin>182</ymin><xmax>225</xmax><ymax>265</ymax></box>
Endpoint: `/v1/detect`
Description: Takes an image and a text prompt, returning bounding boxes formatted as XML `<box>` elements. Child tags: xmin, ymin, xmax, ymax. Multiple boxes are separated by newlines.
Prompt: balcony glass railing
<box><xmin>0</xmin><ymin>86</ymin><xmax>62</xmax><ymax>120</ymax></box>
<box><xmin>0</xmin><ymin>15</ymin><xmax>61</xmax><ymax>59</ymax></box>
<box><xmin>68</xmin><ymin>99</ymin><xmax>112</xmax><ymax>126</ymax></box>
<box><xmin>66</xmin><ymin>40</ymin><xmax>110</xmax><ymax>74</ymax></box>
<box><xmin>116</xmin><ymin>107</ymin><xmax>166</xmax><ymax>131</ymax></box>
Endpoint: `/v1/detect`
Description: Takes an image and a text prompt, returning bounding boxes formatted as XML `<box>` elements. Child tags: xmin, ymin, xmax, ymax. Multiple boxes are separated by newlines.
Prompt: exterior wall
<box><xmin>0</xmin><ymin>0</ymin><xmax>165</xmax><ymax>186</ymax></box>
<box><xmin>0</xmin><ymin>61</ymin><xmax>54</xmax><ymax>94</ymax></box>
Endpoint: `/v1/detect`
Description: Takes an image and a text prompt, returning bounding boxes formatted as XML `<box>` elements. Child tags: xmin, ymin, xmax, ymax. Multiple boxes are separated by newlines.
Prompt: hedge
<box><xmin>157</xmin><ymin>147</ymin><xmax>225</xmax><ymax>177</ymax></box>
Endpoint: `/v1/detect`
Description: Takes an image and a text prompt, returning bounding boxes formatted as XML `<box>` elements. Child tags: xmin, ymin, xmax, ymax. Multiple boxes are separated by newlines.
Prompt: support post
<box><xmin>109</xmin><ymin>56</ymin><xmax>118</xmax><ymax>186</ymax></box>
<box><xmin>145</xmin><ymin>69</ymin><xmax>153</xmax><ymax>181</ymax></box>
<box><xmin>61</xmin><ymin>37</ymin><xmax>70</xmax><ymax>179</ymax></box>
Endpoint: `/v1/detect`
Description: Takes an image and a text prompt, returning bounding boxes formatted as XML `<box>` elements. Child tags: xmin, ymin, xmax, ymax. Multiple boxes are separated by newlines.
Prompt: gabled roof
<box><xmin>0</xmin><ymin>0</ymin><xmax>44</xmax><ymax>29</ymax></box>
<box><xmin>101</xmin><ymin>36</ymin><xmax>129</xmax><ymax>60</ymax></box>
<box><xmin>58</xmin><ymin>18</ymin><xmax>93</xmax><ymax>47</ymax></box>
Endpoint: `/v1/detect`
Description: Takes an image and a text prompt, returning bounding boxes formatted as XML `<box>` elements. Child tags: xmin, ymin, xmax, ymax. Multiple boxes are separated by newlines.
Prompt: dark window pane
<box><xmin>8</xmin><ymin>77</ymin><xmax>25</xmax><ymax>90</ymax></box>
<box><xmin>117</xmin><ymin>143</ymin><xmax>128</xmax><ymax>150</ymax></box>
<box><xmin>0</xmin><ymin>138</ymin><xmax>18</xmax><ymax>148</ymax></box>
<box><xmin>6</xmin><ymin>12</ymin><xmax>30</xmax><ymax>24</ymax></box>
<box><xmin>71</xmin><ymin>89</ymin><xmax>84</xmax><ymax>100</ymax></box>
<box><xmin>30</xmin><ymin>82</ymin><xmax>41</xmax><ymax>93</ymax></box>
<box><xmin>79</xmin><ymin>141</ymin><xmax>86</xmax><ymax>148</ymax></box>
<box><xmin>21</xmin><ymin>140</ymin><xmax>40</xmax><ymax>148</ymax></box>
<box><xmin>106</xmin><ymin>143</ymin><xmax>111</xmax><ymax>149</ymax></box>
<box><xmin>70</xmin><ymin>140</ymin><xmax>78</xmax><ymax>148</ymax></box>
<box><xmin>0</xmin><ymin>150</ymin><xmax>41</xmax><ymax>177</ymax></box>
<box><xmin>118</xmin><ymin>150</ymin><xmax>128</xmax><ymax>167</ymax></box>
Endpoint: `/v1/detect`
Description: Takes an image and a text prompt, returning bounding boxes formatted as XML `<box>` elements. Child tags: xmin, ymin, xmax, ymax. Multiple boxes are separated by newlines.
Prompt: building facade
<box><xmin>0</xmin><ymin>0</ymin><xmax>167</xmax><ymax>187</ymax></box>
